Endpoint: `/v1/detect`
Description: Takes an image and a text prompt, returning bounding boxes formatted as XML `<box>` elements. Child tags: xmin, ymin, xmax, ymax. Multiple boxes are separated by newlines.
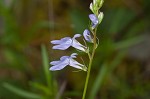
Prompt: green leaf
<box><xmin>115</xmin><ymin>35</ymin><xmax>145</xmax><ymax>50</ymax></box>
<box><xmin>69</xmin><ymin>9</ymin><xmax>88</xmax><ymax>33</ymax></box>
<box><xmin>3</xmin><ymin>82</ymin><xmax>41</xmax><ymax>99</ymax></box>
<box><xmin>89</xmin><ymin>63</ymin><xmax>108</xmax><ymax>99</ymax></box>
<box><xmin>41</xmin><ymin>44</ymin><xmax>53</xmax><ymax>95</ymax></box>
<box><xmin>30</xmin><ymin>82</ymin><xmax>50</xmax><ymax>95</ymax></box>
<box><xmin>89</xmin><ymin>51</ymin><xmax>126</xmax><ymax>99</ymax></box>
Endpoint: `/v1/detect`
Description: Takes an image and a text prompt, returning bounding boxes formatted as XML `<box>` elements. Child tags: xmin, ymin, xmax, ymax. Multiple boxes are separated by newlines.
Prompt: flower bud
<box><xmin>98</xmin><ymin>12</ymin><xmax>104</xmax><ymax>24</ymax></box>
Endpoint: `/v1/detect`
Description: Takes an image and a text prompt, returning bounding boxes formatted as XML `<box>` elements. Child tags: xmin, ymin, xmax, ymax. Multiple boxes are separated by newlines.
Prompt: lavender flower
<box><xmin>89</xmin><ymin>14</ymin><xmax>99</xmax><ymax>29</ymax></box>
<box><xmin>51</xmin><ymin>34</ymin><xmax>87</xmax><ymax>52</ymax></box>
<box><xmin>50</xmin><ymin>53</ymin><xmax>87</xmax><ymax>71</ymax></box>
<box><xmin>83</xmin><ymin>29</ymin><xmax>93</xmax><ymax>43</ymax></box>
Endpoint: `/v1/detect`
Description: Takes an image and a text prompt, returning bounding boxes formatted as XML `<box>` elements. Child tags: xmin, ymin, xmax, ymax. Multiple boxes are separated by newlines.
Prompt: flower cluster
<box><xmin>49</xmin><ymin>30</ymin><xmax>92</xmax><ymax>71</ymax></box>
<box><xmin>89</xmin><ymin>0</ymin><xmax>104</xmax><ymax>29</ymax></box>
<box><xmin>49</xmin><ymin>0</ymin><xmax>104</xmax><ymax>99</ymax></box>
<box><xmin>50</xmin><ymin>0</ymin><xmax>104</xmax><ymax>72</ymax></box>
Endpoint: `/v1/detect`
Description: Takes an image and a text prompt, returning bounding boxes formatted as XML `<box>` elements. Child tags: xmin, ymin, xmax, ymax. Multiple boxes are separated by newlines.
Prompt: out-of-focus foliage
<box><xmin>0</xmin><ymin>0</ymin><xmax>150</xmax><ymax>99</ymax></box>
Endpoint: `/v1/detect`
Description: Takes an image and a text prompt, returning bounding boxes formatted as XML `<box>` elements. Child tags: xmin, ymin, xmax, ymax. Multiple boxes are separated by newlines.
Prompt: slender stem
<box><xmin>87</xmin><ymin>52</ymin><xmax>91</xmax><ymax>60</ymax></box>
<box><xmin>82</xmin><ymin>29</ymin><xmax>97</xmax><ymax>99</ymax></box>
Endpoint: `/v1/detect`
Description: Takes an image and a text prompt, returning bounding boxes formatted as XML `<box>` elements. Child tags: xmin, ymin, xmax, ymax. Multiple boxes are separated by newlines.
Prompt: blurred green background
<box><xmin>0</xmin><ymin>0</ymin><xmax>150</xmax><ymax>99</ymax></box>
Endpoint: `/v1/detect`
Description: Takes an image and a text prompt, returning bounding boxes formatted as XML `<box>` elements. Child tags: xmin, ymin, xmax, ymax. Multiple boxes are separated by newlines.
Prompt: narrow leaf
<box><xmin>3</xmin><ymin>82</ymin><xmax>41</xmax><ymax>99</ymax></box>
<box><xmin>41</xmin><ymin>44</ymin><xmax>53</xmax><ymax>95</ymax></box>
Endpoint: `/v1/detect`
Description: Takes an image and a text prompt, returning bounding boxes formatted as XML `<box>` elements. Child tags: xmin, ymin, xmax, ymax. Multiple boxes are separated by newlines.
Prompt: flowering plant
<box><xmin>50</xmin><ymin>0</ymin><xmax>104</xmax><ymax>98</ymax></box>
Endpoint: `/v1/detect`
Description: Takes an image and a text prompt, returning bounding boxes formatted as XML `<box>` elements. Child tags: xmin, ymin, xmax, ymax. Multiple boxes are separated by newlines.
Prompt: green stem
<box><xmin>82</xmin><ymin>29</ymin><xmax>97</xmax><ymax>99</ymax></box>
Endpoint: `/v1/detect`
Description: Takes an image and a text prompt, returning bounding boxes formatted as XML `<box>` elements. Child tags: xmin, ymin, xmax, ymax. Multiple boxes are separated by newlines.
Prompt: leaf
<box><xmin>30</xmin><ymin>82</ymin><xmax>50</xmax><ymax>95</ymax></box>
<box><xmin>88</xmin><ymin>63</ymin><xmax>108</xmax><ymax>99</ymax></box>
<box><xmin>41</xmin><ymin>44</ymin><xmax>53</xmax><ymax>95</ymax></box>
<box><xmin>3</xmin><ymin>82</ymin><xmax>41</xmax><ymax>99</ymax></box>
<box><xmin>89</xmin><ymin>51</ymin><xmax>125</xmax><ymax>99</ymax></box>
<box><xmin>108</xmin><ymin>8</ymin><xmax>135</xmax><ymax>35</ymax></box>
<box><xmin>69</xmin><ymin>9</ymin><xmax>88</xmax><ymax>33</ymax></box>
<box><xmin>114</xmin><ymin>35</ymin><xmax>145</xmax><ymax>50</ymax></box>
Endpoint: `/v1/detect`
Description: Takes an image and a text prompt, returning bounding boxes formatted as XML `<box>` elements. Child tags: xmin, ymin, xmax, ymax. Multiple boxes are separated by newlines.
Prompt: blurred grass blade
<box><xmin>109</xmin><ymin>51</ymin><xmax>126</xmax><ymax>72</ymax></box>
<box><xmin>3</xmin><ymin>82</ymin><xmax>41</xmax><ymax>99</ymax></box>
<box><xmin>89</xmin><ymin>63</ymin><xmax>108</xmax><ymax>99</ymax></box>
<box><xmin>89</xmin><ymin>51</ymin><xmax>125</xmax><ymax>99</ymax></box>
<box><xmin>26</xmin><ymin>21</ymin><xmax>55</xmax><ymax>42</ymax></box>
<box><xmin>30</xmin><ymin>82</ymin><xmax>51</xmax><ymax>95</ymax></box>
<box><xmin>115</xmin><ymin>36</ymin><xmax>144</xmax><ymax>50</ymax></box>
<box><xmin>70</xmin><ymin>9</ymin><xmax>88</xmax><ymax>33</ymax></box>
<box><xmin>41</xmin><ymin>44</ymin><xmax>53</xmax><ymax>95</ymax></box>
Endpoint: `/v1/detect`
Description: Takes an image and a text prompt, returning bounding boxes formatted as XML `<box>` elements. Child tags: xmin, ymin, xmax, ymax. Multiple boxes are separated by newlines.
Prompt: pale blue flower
<box><xmin>83</xmin><ymin>29</ymin><xmax>93</xmax><ymax>43</ymax></box>
<box><xmin>51</xmin><ymin>34</ymin><xmax>87</xmax><ymax>52</ymax></box>
<box><xmin>89</xmin><ymin>14</ymin><xmax>99</xmax><ymax>29</ymax></box>
<box><xmin>50</xmin><ymin>53</ymin><xmax>87</xmax><ymax>71</ymax></box>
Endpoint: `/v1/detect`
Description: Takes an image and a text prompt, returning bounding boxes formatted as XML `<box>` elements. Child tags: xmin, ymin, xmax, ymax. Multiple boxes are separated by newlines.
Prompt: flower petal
<box><xmin>51</xmin><ymin>40</ymin><xmax>60</xmax><ymax>44</ymax></box>
<box><xmin>89</xmin><ymin>14</ymin><xmax>98</xmax><ymax>23</ymax></box>
<box><xmin>50</xmin><ymin>63</ymin><xmax>67</xmax><ymax>71</ymax></box>
<box><xmin>72</xmin><ymin>39</ymin><xmax>86</xmax><ymax>51</ymax></box>
<box><xmin>89</xmin><ymin>14</ymin><xmax>99</xmax><ymax>28</ymax></box>
<box><xmin>73</xmin><ymin>34</ymin><xmax>81</xmax><ymax>39</ymax></box>
<box><xmin>51</xmin><ymin>37</ymin><xmax>71</xmax><ymax>44</ymax></box>
<box><xmin>52</xmin><ymin>44</ymin><xmax>71</xmax><ymax>50</ymax></box>
<box><xmin>51</xmin><ymin>37</ymin><xmax>72</xmax><ymax>50</ymax></box>
<box><xmin>71</xmin><ymin>34</ymin><xmax>87</xmax><ymax>52</ymax></box>
<box><xmin>50</xmin><ymin>58</ymin><xmax>69</xmax><ymax>71</ymax></box>
<box><xmin>83</xmin><ymin>29</ymin><xmax>93</xmax><ymax>43</ymax></box>
<box><xmin>70</xmin><ymin>53</ymin><xmax>78</xmax><ymax>58</ymax></box>
<box><xmin>60</xmin><ymin>56</ymin><xmax>69</xmax><ymax>60</ymax></box>
<box><xmin>69</xmin><ymin>58</ymin><xmax>83</xmax><ymax>70</ymax></box>
<box><xmin>50</xmin><ymin>61</ymin><xmax>60</xmax><ymax>65</ymax></box>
